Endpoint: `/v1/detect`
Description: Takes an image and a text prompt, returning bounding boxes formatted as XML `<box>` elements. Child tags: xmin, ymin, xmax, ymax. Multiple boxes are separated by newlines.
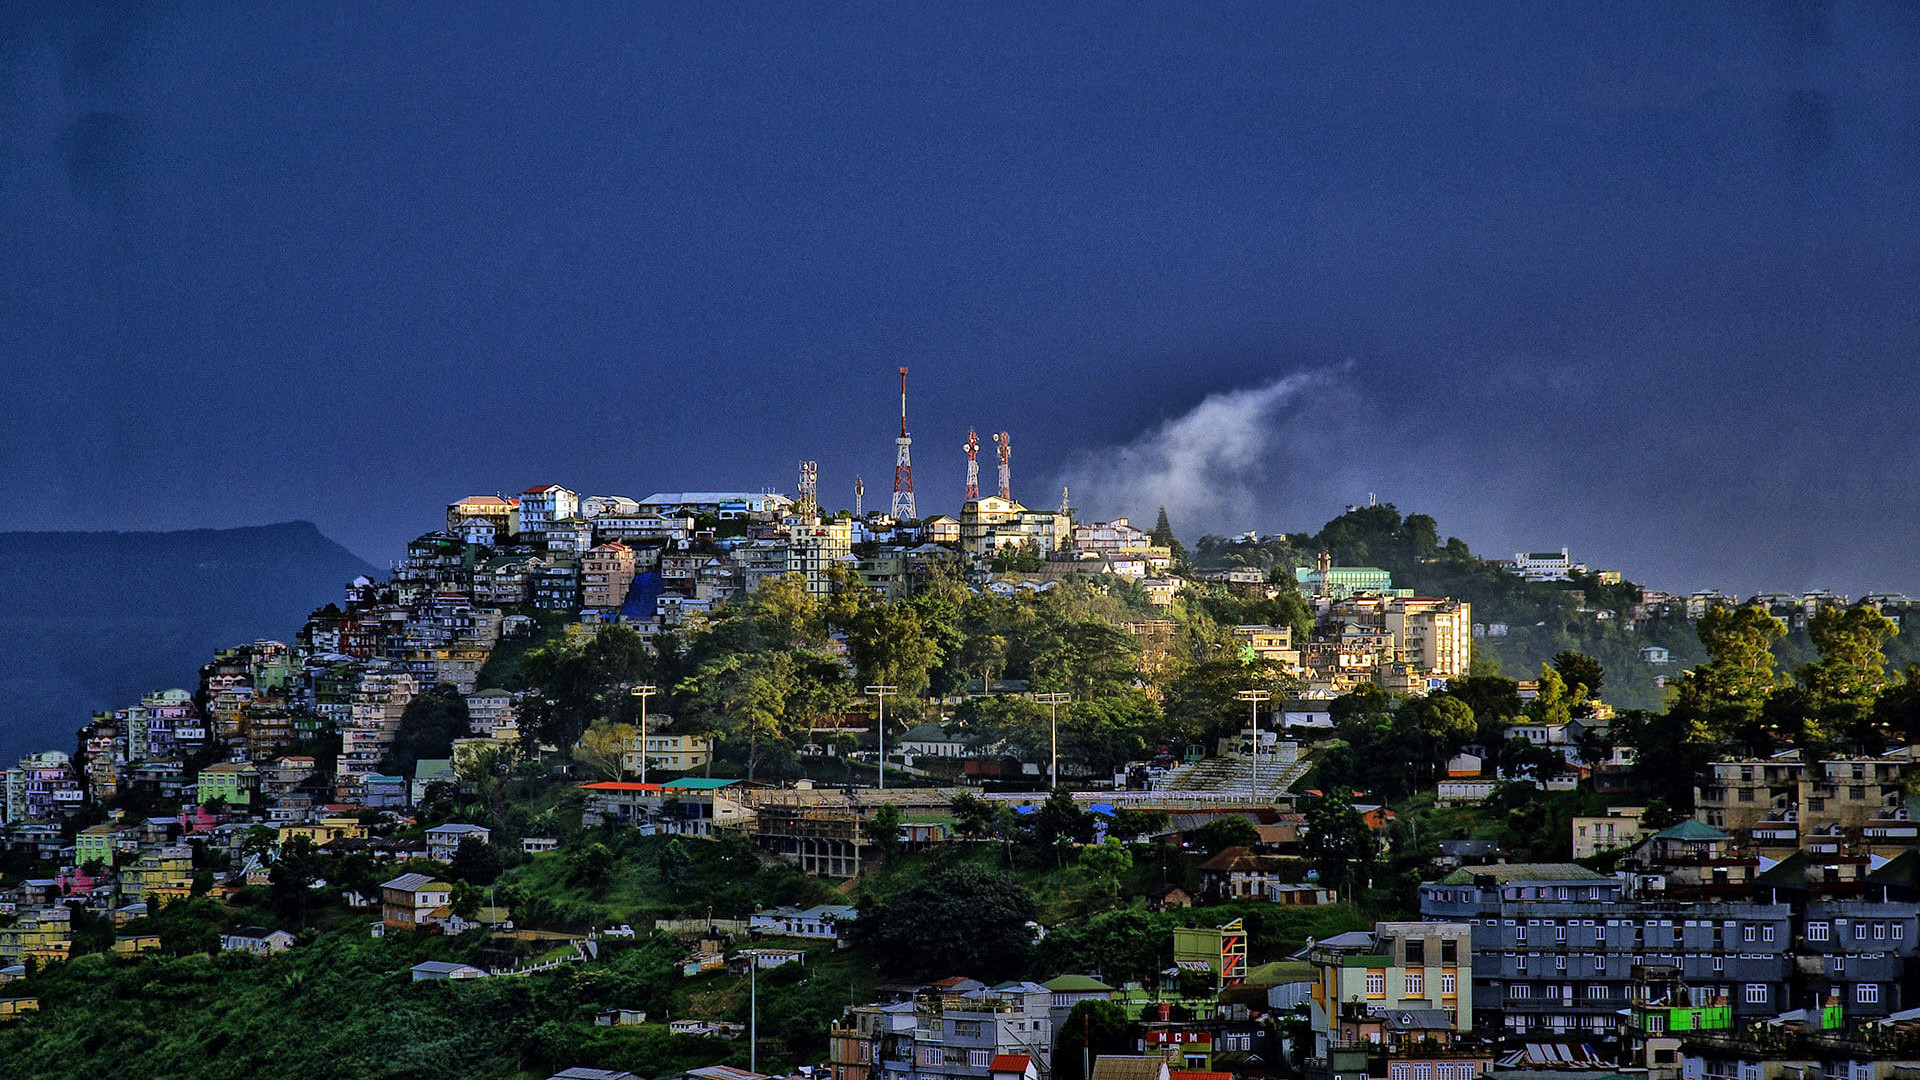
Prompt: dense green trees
<box><xmin>383</xmin><ymin>683</ymin><xmax>471</xmax><ymax>777</ymax></box>
<box><xmin>1302</xmin><ymin>792</ymin><xmax>1376</xmax><ymax>898</ymax></box>
<box><xmin>1195</xmin><ymin>815</ymin><xmax>1259</xmax><ymax>854</ymax></box>
<box><xmin>853</xmin><ymin>865</ymin><xmax>1038</xmax><ymax>981</ymax></box>
<box><xmin>519</xmin><ymin>625</ymin><xmax>651</xmax><ymax>752</ymax></box>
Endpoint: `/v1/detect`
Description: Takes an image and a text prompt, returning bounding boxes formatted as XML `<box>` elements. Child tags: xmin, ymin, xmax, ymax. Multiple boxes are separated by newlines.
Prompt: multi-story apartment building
<box><xmin>1386</xmin><ymin>598</ymin><xmax>1472</xmax><ymax>681</ymax></box>
<box><xmin>622</xmin><ymin>733</ymin><xmax>710</xmax><ymax>776</ymax></box>
<box><xmin>0</xmin><ymin>905</ymin><xmax>72</xmax><ymax>964</ymax></box>
<box><xmin>336</xmin><ymin>668</ymin><xmax>418</xmax><ymax>800</ymax></box>
<box><xmin>474</xmin><ymin>555</ymin><xmax>544</xmax><ymax>606</ymax></box>
<box><xmin>958</xmin><ymin>497</ymin><xmax>1062</xmax><ymax>557</ymax></box>
<box><xmin>118</xmin><ymin>844</ymin><xmax>195</xmax><ymax>901</ymax></box>
<box><xmin>464</xmin><ymin>689</ymin><xmax>518</xmax><ymax>737</ymax></box>
<box><xmin>543</xmin><ymin>517</ymin><xmax>596</xmax><ymax>557</ymax></box>
<box><xmin>1419</xmin><ymin>864</ymin><xmax>1794</xmax><ymax>1048</ymax></box>
<box><xmin>517</xmin><ymin>485</ymin><xmax>579</xmax><ymax>535</ymax></box>
<box><xmin>1322</xmin><ymin>596</ymin><xmax>1472</xmax><ymax>684</ymax></box>
<box><xmin>444</xmin><ymin>495</ymin><xmax>520</xmax><ymax>536</ymax></box>
<box><xmin>592</xmin><ymin>513</ymin><xmax>693</xmax><ymax>543</ymax></box>
<box><xmin>78</xmin><ymin>715</ymin><xmax>124</xmax><ymax>803</ymax></box>
<box><xmin>1693</xmin><ymin>750</ymin><xmax>1915</xmax><ymax>850</ymax></box>
<box><xmin>1572</xmin><ymin>806</ymin><xmax>1649</xmax><ymax>859</ymax></box>
<box><xmin>5</xmin><ymin>752</ymin><xmax>84</xmax><ymax>822</ymax></box>
<box><xmin>1069</xmin><ymin>518</ymin><xmax>1152</xmax><ymax>553</ymax></box>
<box><xmin>581</xmin><ymin>542</ymin><xmax>638</xmax><ymax>610</ymax></box>
<box><xmin>1307</xmin><ymin>921</ymin><xmax>1474</xmax><ymax>1056</ymax></box>
<box><xmin>831</xmin><ymin>982</ymin><xmax>1056</xmax><ymax>1080</ymax></box>
<box><xmin>1228</xmin><ymin>625</ymin><xmax>1301</xmax><ymax>670</ymax></box>
<box><xmin>789</xmin><ymin>519</ymin><xmax>854</xmax><ymax>597</ymax></box>
<box><xmin>531</xmin><ymin>561</ymin><xmax>581</xmax><ymax>610</ymax></box>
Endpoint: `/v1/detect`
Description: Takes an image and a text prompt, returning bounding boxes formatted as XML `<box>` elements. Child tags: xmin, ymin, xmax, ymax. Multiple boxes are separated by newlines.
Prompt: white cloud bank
<box><xmin>1057</xmin><ymin>366</ymin><xmax>1367</xmax><ymax>537</ymax></box>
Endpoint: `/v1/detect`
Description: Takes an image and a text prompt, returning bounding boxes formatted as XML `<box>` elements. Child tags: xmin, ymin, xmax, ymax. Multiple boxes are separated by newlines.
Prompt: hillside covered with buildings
<box><xmin>5</xmin><ymin>483</ymin><xmax>1920</xmax><ymax>1080</ymax></box>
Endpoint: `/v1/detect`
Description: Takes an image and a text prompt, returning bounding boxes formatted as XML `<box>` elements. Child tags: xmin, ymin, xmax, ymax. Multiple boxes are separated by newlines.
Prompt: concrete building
<box><xmin>959</xmin><ymin>497</ymin><xmax>1062</xmax><ymax>557</ymax></box>
<box><xmin>1693</xmin><ymin>750</ymin><xmax>1917</xmax><ymax>851</ymax></box>
<box><xmin>1511</xmin><ymin>549</ymin><xmax>1582</xmax><ymax>583</ymax></box>
<box><xmin>622</xmin><ymin>733</ymin><xmax>711</xmax><ymax>776</ymax></box>
<box><xmin>1572</xmin><ymin>806</ymin><xmax>1649</xmax><ymax>860</ymax></box>
<box><xmin>788</xmin><ymin>518</ymin><xmax>854</xmax><ymax>597</ymax></box>
<box><xmin>830</xmin><ymin>982</ymin><xmax>1057</xmax><ymax>1080</ymax></box>
<box><xmin>1418</xmin><ymin>864</ymin><xmax>1796</xmax><ymax>1048</ymax></box>
<box><xmin>1295</xmin><ymin>564</ymin><xmax>1395</xmax><ymax>601</ymax></box>
<box><xmin>445</xmin><ymin>495</ymin><xmax>520</xmax><ymax>536</ymax></box>
<box><xmin>1308</xmin><ymin>922</ymin><xmax>1474</xmax><ymax>1039</ymax></box>
<box><xmin>336</xmin><ymin>668</ymin><xmax>419</xmax><ymax>800</ymax></box>
<box><xmin>581</xmin><ymin>542</ymin><xmax>638</xmax><ymax>609</ymax></box>
<box><xmin>518</xmin><ymin>485</ymin><xmax>580</xmax><ymax>535</ymax></box>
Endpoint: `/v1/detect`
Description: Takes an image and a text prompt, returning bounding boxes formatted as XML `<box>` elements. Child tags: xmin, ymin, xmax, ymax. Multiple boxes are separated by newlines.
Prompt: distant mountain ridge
<box><xmin>0</xmin><ymin>522</ymin><xmax>377</xmax><ymax>765</ymax></box>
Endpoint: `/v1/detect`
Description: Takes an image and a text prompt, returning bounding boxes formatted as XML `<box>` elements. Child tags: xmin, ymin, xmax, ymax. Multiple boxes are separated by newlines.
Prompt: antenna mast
<box><xmin>964</xmin><ymin>430</ymin><xmax>980</xmax><ymax>501</ymax></box>
<box><xmin>855</xmin><ymin>476</ymin><xmax>864</xmax><ymax>519</ymax></box>
<box><xmin>797</xmin><ymin>460</ymin><xmax>818</xmax><ymax>519</ymax></box>
<box><xmin>994</xmin><ymin>431</ymin><xmax>1012</xmax><ymax>501</ymax></box>
<box><xmin>890</xmin><ymin>367</ymin><xmax>917</xmax><ymax>520</ymax></box>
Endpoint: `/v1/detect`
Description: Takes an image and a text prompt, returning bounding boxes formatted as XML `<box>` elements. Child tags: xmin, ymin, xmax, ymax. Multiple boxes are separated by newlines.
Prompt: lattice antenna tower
<box><xmin>797</xmin><ymin>460</ymin><xmax>818</xmax><ymax>519</ymax></box>
<box><xmin>855</xmin><ymin>476</ymin><xmax>864</xmax><ymax>519</ymax></box>
<box><xmin>890</xmin><ymin>367</ymin><xmax>917</xmax><ymax>520</ymax></box>
<box><xmin>994</xmin><ymin>431</ymin><xmax>1012</xmax><ymax>501</ymax></box>
<box><xmin>964</xmin><ymin>430</ymin><xmax>980</xmax><ymax>501</ymax></box>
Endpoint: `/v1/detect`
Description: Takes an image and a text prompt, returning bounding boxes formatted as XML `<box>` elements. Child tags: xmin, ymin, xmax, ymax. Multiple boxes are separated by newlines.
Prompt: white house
<box><xmin>411</xmin><ymin>960</ymin><xmax>487</xmax><ymax>981</ymax></box>
<box><xmin>518</xmin><ymin>485</ymin><xmax>580</xmax><ymax>534</ymax></box>
<box><xmin>425</xmin><ymin>823</ymin><xmax>492</xmax><ymax>862</ymax></box>
<box><xmin>219</xmin><ymin>927</ymin><xmax>295</xmax><ymax>954</ymax></box>
<box><xmin>749</xmin><ymin>904</ymin><xmax>858</xmax><ymax>942</ymax></box>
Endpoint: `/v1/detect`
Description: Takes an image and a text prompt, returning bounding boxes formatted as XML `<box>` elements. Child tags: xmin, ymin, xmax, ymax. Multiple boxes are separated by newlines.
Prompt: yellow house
<box><xmin>624</xmin><ymin>733</ymin><xmax>713</xmax><ymax>776</ymax></box>
<box><xmin>0</xmin><ymin>908</ymin><xmax>73</xmax><ymax>964</ymax></box>
<box><xmin>118</xmin><ymin>844</ymin><xmax>196</xmax><ymax>901</ymax></box>
<box><xmin>277</xmin><ymin>816</ymin><xmax>367</xmax><ymax>847</ymax></box>
<box><xmin>0</xmin><ymin>997</ymin><xmax>39</xmax><ymax>1020</ymax></box>
<box><xmin>112</xmin><ymin>934</ymin><xmax>163</xmax><ymax>956</ymax></box>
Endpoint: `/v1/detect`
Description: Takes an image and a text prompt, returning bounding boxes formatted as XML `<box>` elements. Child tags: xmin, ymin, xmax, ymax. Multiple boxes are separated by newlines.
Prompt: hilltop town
<box><xmin>4</xmin><ymin>477</ymin><xmax>1920</xmax><ymax>1080</ymax></box>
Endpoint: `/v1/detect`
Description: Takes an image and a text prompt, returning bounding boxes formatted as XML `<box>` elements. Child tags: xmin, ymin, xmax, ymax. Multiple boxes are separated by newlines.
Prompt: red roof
<box><xmin>523</xmin><ymin>484</ymin><xmax>565</xmax><ymax>494</ymax></box>
<box><xmin>1170</xmin><ymin>1072</ymin><xmax>1233</xmax><ymax>1080</ymax></box>
<box><xmin>991</xmin><ymin>1056</ymin><xmax>1032</xmax><ymax>1073</ymax></box>
<box><xmin>581</xmin><ymin>782</ymin><xmax>664</xmax><ymax>792</ymax></box>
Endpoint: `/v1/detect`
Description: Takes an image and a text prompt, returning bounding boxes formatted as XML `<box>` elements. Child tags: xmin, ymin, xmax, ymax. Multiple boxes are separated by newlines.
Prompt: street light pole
<box><xmin>1235</xmin><ymin>689</ymin><xmax>1272</xmax><ymax>798</ymax></box>
<box><xmin>866</xmin><ymin>685</ymin><xmax>897</xmax><ymax>790</ymax></box>
<box><xmin>1034</xmin><ymin>693</ymin><xmax>1069</xmax><ymax>790</ymax></box>
<box><xmin>630</xmin><ymin>684</ymin><xmax>657</xmax><ymax>784</ymax></box>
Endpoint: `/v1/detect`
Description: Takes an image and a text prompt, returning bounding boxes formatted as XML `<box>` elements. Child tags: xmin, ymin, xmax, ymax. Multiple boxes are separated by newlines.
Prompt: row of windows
<box><xmin>1507</xmin><ymin>984</ymin><xmax>1614</xmax><ymax>1001</ymax></box>
<box><xmin>1497</xmin><ymin>981</ymin><xmax>1890</xmax><ymax>1006</ymax></box>
<box><xmin>1388</xmin><ymin>1064</ymin><xmax>1482</xmax><ymax>1080</ymax></box>
<box><xmin>1364</xmin><ymin>972</ymin><xmax>1458</xmax><ymax>996</ymax></box>
<box><xmin>1806</xmin><ymin>921</ymin><xmax>1904</xmax><ymax>942</ymax></box>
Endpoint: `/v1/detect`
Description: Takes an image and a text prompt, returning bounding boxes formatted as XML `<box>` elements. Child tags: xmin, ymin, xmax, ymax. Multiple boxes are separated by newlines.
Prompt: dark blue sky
<box><xmin>3</xmin><ymin>2</ymin><xmax>1917</xmax><ymax>594</ymax></box>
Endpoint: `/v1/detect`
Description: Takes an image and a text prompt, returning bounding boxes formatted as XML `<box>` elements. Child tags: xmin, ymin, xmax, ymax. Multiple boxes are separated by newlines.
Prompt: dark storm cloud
<box><xmin>1</xmin><ymin>2</ymin><xmax>1917</xmax><ymax>595</ymax></box>
<box><xmin>59</xmin><ymin>110</ymin><xmax>136</xmax><ymax>205</ymax></box>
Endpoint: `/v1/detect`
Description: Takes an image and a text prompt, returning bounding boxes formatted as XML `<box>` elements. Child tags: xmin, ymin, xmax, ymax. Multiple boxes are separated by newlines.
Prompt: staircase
<box><xmin>1156</xmin><ymin>754</ymin><xmax>1310</xmax><ymax>797</ymax></box>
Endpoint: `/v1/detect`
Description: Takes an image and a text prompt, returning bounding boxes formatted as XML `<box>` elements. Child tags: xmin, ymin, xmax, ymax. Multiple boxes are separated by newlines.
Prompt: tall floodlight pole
<box><xmin>1235</xmin><ymin>689</ymin><xmax>1272</xmax><ymax>797</ymax></box>
<box><xmin>630</xmin><ymin>685</ymin><xmax>657</xmax><ymax>784</ymax></box>
<box><xmin>1035</xmin><ymin>693</ymin><xmax>1069</xmax><ymax>789</ymax></box>
<box><xmin>866</xmin><ymin>685</ymin><xmax>897</xmax><ymax>790</ymax></box>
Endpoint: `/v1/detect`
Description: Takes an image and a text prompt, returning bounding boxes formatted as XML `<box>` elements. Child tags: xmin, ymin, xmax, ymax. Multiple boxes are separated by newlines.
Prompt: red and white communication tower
<box><xmin>890</xmin><ymin>367</ymin><xmax>917</xmax><ymax>520</ymax></box>
<box><xmin>964</xmin><ymin>430</ymin><xmax>980</xmax><ymax>501</ymax></box>
<box><xmin>994</xmin><ymin>431</ymin><xmax>1012</xmax><ymax>501</ymax></box>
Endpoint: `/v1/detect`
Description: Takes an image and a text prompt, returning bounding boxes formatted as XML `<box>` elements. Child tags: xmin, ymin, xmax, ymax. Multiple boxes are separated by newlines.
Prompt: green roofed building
<box><xmin>1294</xmin><ymin>565</ymin><xmax>1394</xmax><ymax>600</ymax></box>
